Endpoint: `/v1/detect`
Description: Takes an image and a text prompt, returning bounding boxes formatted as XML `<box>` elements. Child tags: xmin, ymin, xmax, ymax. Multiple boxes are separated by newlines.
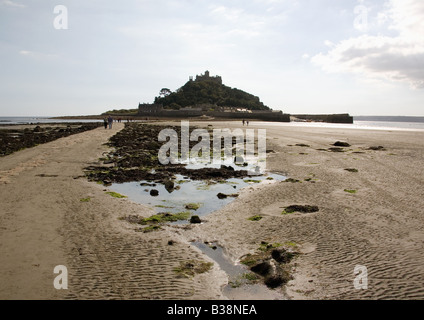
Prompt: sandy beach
<box><xmin>1</xmin><ymin>121</ymin><xmax>423</xmax><ymax>300</ymax></box>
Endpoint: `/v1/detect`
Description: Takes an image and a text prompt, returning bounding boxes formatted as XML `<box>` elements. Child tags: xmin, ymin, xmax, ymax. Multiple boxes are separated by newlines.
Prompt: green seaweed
<box><xmin>141</xmin><ymin>225</ymin><xmax>162</xmax><ymax>233</ymax></box>
<box><xmin>240</xmin><ymin>254</ymin><xmax>257</xmax><ymax>267</ymax></box>
<box><xmin>344</xmin><ymin>189</ymin><xmax>357</xmax><ymax>194</ymax></box>
<box><xmin>244</xmin><ymin>179</ymin><xmax>261</xmax><ymax>184</ymax></box>
<box><xmin>259</xmin><ymin>242</ymin><xmax>282</xmax><ymax>252</ymax></box>
<box><xmin>105</xmin><ymin>191</ymin><xmax>127</xmax><ymax>198</ymax></box>
<box><xmin>242</xmin><ymin>272</ymin><xmax>260</xmax><ymax>281</ymax></box>
<box><xmin>140</xmin><ymin>211</ymin><xmax>192</xmax><ymax>225</ymax></box>
<box><xmin>284</xmin><ymin>241</ymin><xmax>298</xmax><ymax>247</ymax></box>
<box><xmin>185</xmin><ymin>203</ymin><xmax>201</xmax><ymax>210</ymax></box>
<box><xmin>155</xmin><ymin>204</ymin><xmax>175</xmax><ymax>209</ymax></box>
<box><xmin>173</xmin><ymin>260</ymin><xmax>213</xmax><ymax>278</ymax></box>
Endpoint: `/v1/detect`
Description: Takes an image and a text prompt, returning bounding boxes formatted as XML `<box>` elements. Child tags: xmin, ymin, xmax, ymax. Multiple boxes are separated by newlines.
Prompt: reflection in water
<box><xmin>110</xmin><ymin>172</ymin><xmax>285</xmax><ymax>222</ymax></box>
<box><xmin>192</xmin><ymin>242</ymin><xmax>287</xmax><ymax>300</ymax></box>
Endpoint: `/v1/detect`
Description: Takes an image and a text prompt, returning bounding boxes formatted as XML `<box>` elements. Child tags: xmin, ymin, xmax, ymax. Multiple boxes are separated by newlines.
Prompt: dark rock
<box><xmin>285</xmin><ymin>178</ymin><xmax>301</xmax><ymax>183</ymax></box>
<box><xmin>328</xmin><ymin>147</ymin><xmax>345</xmax><ymax>153</ymax></box>
<box><xmin>217</xmin><ymin>193</ymin><xmax>228</xmax><ymax>199</ymax></box>
<box><xmin>164</xmin><ymin>180</ymin><xmax>175</xmax><ymax>193</ymax></box>
<box><xmin>271</xmin><ymin>248</ymin><xmax>295</xmax><ymax>264</ymax></box>
<box><xmin>150</xmin><ymin>189</ymin><xmax>159</xmax><ymax>197</ymax></box>
<box><xmin>285</xmin><ymin>205</ymin><xmax>319</xmax><ymax>214</ymax></box>
<box><xmin>189</xmin><ymin>215</ymin><xmax>202</xmax><ymax>224</ymax></box>
<box><xmin>140</xmin><ymin>182</ymin><xmax>156</xmax><ymax>186</ymax></box>
<box><xmin>124</xmin><ymin>215</ymin><xmax>143</xmax><ymax>224</ymax></box>
<box><xmin>263</xmin><ymin>261</ymin><xmax>290</xmax><ymax>288</ymax></box>
<box><xmin>264</xmin><ymin>275</ymin><xmax>285</xmax><ymax>289</ymax></box>
<box><xmin>368</xmin><ymin>146</ymin><xmax>385</xmax><ymax>151</ymax></box>
<box><xmin>333</xmin><ymin>141</ymin><xmax>351</xmax><ymax>147</ymax></box>
<box><xmin>250</xmin><ymin>261</ymin><xmax>272</xmax><ymax>276</ymax></box>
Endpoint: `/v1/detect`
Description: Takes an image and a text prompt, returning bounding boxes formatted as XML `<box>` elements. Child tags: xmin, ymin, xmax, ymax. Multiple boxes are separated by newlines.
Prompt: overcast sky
<box><xmin>1</xmin><ymin>0</ymin><xmax>423</xmax><ymax>116</ymax></box>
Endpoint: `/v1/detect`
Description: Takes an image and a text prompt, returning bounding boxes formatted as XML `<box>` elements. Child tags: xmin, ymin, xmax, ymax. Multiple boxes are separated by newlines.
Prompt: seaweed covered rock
<box><xmin>271</xmin><ymin>248</ymin><xmax>296</xmax><ymax>264</ymax></box>
<box><xmin>163</xmin><ymin>180</ymin><xmax>175</xmax><ymax>193</ymax></box>
<box><xmin>284</xmin><ymin>205</ymin><xmax>319</xmax><ymax>214</ymax></box>
<box><xmin>189</xmin><ymin>215</ymin><xmax>202</xmax><ymax>224</ymax></box>
<box><xmin>250</xmin><ymin>261</ymin><xmax>272</xmax><ymax>276</ymax></box>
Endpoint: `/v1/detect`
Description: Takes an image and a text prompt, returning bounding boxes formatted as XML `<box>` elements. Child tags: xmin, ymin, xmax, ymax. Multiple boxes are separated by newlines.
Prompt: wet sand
<box><xmin>1</xmin><ymin>121</ymin><xmax>423</xmax><ymax>299</ymax></box>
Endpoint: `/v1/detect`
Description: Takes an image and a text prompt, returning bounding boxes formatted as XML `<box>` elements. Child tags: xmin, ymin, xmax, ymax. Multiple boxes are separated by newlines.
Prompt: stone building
<box><xmin>138</xmin><ymin>103</ymin><xmax>163</xmax><ymax>113</ymax></box>
<box><xmin>193</xmin><ymin>70</ymin><xmax>222</xmax><ymax>85</ymax></box>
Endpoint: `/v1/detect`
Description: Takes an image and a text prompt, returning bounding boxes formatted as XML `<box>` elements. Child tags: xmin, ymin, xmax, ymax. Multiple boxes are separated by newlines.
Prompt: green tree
<box><xmin>159</xmin><ymin>88</ymin><xmax>172</xmax><ymax>98</ymax></box>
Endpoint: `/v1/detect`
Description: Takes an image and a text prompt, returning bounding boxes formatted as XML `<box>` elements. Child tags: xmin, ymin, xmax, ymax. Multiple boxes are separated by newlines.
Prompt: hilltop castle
<box><xmin>191</xmin><ymin>70</ymin><xmax>222</xmax><ymax>85</ymax></box>
<box><xmin>137</xmin><ymin>70</ymin><xmax>288</xmax><ymax>122</ymax></box>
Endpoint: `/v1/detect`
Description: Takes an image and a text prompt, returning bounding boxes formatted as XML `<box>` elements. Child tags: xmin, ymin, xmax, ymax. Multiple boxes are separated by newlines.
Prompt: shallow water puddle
<box><xmin>192</xmin><ymin>242</ymin><xmax>287</xmax><ymax>300</ymax></box>
<box><xmin>110</xmin><ymin>171</ymin><xmax>285</xmax><ymax>222</ymax></box>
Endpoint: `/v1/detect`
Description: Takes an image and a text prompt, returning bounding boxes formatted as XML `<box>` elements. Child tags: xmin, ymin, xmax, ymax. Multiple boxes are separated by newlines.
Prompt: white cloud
<box><xmin>324</xmin><ymin>40</ymin><xmax>335</xmax><ymax>47</ymax></box>
<box><xmin>2</xmin><ymin>0</ymin><xmax>25</xmax><ymax>8</ymax></box>
<box><xmin>312</xmin><ymin>0</ymin><xmax>424</xmax><ymax>89</ymax></box>
<box><xmin>19</xmin><ymin>50</ymin><xmax>58</xmax><ymax>59</ymax></box>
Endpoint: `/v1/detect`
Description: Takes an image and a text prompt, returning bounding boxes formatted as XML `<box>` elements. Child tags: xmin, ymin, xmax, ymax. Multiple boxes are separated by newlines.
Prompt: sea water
<box><xmin>0</xmin><ymin>116</ymin><xmax>102</xmax><ymax>125</ymax></box>
<box><xmin>110</xmin><ymin>172</ymin><xmax>285</xmax><ymax>221</ymax></box>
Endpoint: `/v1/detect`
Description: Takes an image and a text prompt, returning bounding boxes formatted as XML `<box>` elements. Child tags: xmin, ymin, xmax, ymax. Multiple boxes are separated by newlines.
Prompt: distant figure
<box><xmin>103</xmin><ymin>117</ymin><xmax>108</xmax><ymax>129</ymax></box>
<box><xmin>246</xmin><ymin>120</ymin><xmax>249</xmax><ymax>126</ymax></box>
<box><xmin>242</xmin><ymin>119</ymin><xmax>245</xmax><ymax>126</ymax></box>
<box><xmin>108</xmin><ymin>115</ymin><xmax>113</xmax><ymax>129</ymax></box>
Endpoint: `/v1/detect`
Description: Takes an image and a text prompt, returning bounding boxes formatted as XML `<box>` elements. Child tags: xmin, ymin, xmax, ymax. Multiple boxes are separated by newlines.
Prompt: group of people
<box><xmin>103</xmin><ymin>116</ymin><xmax>136</xmax><ymax>129</ymax></box>
<box><xmin>242</xmin><ymin>119</ymin><xmax>249</xmax><ymax>126</ymax></box>
<box><xmin>103</xmin><ymin>116</ymin><xmax>113</xmax><ymax>129</ymax></box>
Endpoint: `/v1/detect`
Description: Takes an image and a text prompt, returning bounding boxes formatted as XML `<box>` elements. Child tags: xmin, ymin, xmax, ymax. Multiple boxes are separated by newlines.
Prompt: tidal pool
<box><xmin>109</xmin><ymin>171</ymin><xmax>285</xmax><ymax>222</ymax></box>
<box><xmin>192</xmin><ymin>242</ymin><xmax>287</xmax><ymax>300</ymax></box>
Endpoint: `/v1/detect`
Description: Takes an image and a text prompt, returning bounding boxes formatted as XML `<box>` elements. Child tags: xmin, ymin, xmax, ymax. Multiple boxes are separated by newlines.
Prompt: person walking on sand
<box><xmin>108</xmin><ymin>115</ymin><xmax>113</xmax><ymax>129</ymax></box>
<box><xmin>103</xmin><ymin>117</ymin><xmax>108</xmax><ymax>129</ymax></box>
<box><xmin>242</xmin><ymin>119</ymin><xmax>245</xmax><ymax>126</ymax></box>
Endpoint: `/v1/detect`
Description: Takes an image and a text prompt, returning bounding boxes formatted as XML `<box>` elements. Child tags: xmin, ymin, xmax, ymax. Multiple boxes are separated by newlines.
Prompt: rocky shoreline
<box><xmin>0</xmin><ymin>122</ymin><xmax>102</xmax><ymax>157</ymax></box>
<box><xmin>84</xmin><ymin>123</ymin><xmax>254</xmax><ymax>186</ymax></box>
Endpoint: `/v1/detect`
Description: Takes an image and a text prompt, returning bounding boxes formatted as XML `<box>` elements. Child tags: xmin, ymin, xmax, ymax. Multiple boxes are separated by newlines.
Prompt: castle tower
<box><xmin>194</xmin><ymin>70</ymin><xmax>222</xmax><ymax>85</ymax></box>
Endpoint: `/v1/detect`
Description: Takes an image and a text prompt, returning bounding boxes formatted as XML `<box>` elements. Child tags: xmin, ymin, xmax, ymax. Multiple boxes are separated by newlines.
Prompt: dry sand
<box><xmin>1</xmin><ymin>121</ymin><xmax>423</xmax><ymax>300</ymax></box>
